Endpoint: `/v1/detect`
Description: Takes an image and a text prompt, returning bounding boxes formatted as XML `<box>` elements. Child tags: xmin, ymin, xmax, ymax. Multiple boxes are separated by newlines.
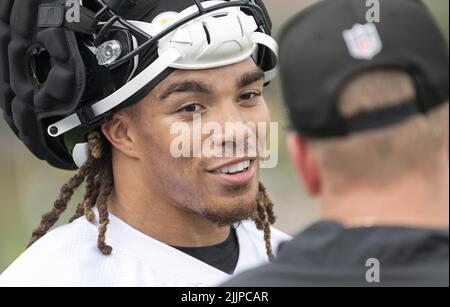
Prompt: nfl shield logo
<box><xmin>343</xmin><ymin>23</ymin><xmax>383</xmax><ymax>60</ymax></box>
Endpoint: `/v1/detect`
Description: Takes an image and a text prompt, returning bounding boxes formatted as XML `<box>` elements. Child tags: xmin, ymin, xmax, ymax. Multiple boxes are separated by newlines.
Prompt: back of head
<box><xmin>279</xmin><ymin>0</ymin><xmax>449</xmax><ymax>193</ymax></box>
<box><xmin>310</xmin><ymin>69</ymin><xmax>449</xmax><ymax>191</ymax></box>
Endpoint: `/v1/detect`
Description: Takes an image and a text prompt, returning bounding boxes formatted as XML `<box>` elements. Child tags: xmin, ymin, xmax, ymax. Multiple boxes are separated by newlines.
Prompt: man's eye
<box><xmin>239</xmin><ymin>91</ymin><xmax>262</xmax><ymax>102</ymax></box>
<box><xmin>178</xmin><ymin>103</ymin><xmax>203</xmax><ymax>113</ymax></box>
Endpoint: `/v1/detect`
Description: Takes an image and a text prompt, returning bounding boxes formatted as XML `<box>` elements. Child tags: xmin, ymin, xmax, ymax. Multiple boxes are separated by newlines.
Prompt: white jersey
<box><xmin>0</xmin><ymin>210</ymin><xmax>291</xmax><ymax>287</ymax></box>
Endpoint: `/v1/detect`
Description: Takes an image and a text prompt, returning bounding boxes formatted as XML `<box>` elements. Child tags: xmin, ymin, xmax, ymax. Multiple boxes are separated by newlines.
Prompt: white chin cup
<box><xmin>72</xmin><ymin>142</ymin><xmax>90</xmax><ymax>168</ymax></box>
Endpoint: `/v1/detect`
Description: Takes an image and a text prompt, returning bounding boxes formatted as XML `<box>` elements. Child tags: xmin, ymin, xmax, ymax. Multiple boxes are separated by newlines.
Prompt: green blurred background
<box><xmin>0</xmin><ymin>0</ymin><xmax>448</xmax><ymax>273</ymax></box>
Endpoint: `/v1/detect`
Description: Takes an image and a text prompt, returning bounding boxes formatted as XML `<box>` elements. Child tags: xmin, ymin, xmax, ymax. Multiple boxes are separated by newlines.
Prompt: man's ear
<box><xmin>287</xmin><ymin>132</ymin><xmax>321</xmax><ymax>196</ymax></box>
<box><xmin>101</xmin><ymin>112</ymin><xmax>140</xmax><ymax>160</ymax></box>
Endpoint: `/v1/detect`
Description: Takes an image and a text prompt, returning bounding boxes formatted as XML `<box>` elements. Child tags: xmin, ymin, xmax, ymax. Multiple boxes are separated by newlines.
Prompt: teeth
<box><xmin>237</xmin><ymin>162</ymin><xmax>244</xmax><ymax>172</ymax></box>
<box><xmin>219</xmin><ymin>160</ymin><xmax>250</xmax><ymax>174</ymax></box>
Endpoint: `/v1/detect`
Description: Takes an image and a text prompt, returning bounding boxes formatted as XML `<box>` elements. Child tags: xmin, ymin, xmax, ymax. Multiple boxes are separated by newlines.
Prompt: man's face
<box><xmin>128</xmin><ymin>59</ymin><xmax>270</xmax><ymax>226</ymax></box>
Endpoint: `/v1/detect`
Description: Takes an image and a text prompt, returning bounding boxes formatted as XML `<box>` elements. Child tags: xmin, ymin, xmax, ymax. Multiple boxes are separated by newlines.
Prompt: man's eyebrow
<box><xmin>238</xmin><ymin>68</ymin><xmax>265</xmax><ymax>88</ymax></box>
<box><xmin>159</xmin><ymin>81</ymin><xmax>212</xmax><ymax>100</ymax></box>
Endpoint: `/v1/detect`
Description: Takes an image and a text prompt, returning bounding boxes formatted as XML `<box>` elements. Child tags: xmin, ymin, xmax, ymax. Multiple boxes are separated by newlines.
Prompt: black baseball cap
<box><xmin>279</xmin><ymin>0</ymin><xmax>449</xmax><ymax>138</ymax></box>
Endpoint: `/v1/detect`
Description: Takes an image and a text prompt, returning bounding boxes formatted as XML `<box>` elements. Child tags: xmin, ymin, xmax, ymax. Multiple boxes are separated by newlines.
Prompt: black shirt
<box><xmin>222</xmin><ymin>221</ymin><xmax>449</xmax><ymax>287</ymax></box>
<box><xmin>172</xmin><ymin>227</ymin><xmax>239</xmax><ymax>274</ymax></box>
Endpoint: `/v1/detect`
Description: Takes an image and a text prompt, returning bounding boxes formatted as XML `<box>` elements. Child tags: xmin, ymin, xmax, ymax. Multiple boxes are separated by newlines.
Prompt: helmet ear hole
<box><xmin>28</xmin><ymin>46</ymin><xmax>51</xmax><ymax>87</ymax></box>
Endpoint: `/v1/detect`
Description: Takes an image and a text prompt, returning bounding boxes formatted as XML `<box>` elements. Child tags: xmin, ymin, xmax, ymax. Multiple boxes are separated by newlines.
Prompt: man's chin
<box><xmin>200</xmin><ymin>201</ymin><xmax>257</xmax><ymax>227</ymax></box>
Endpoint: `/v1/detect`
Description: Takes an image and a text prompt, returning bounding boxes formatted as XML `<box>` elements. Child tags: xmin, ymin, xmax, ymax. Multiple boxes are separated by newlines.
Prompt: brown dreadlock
<box><xmin>28</xmin><ymin>131</ymin><xmax>113</xmax><ymax>255</ymax></box>
<box><xmin>27</xmin><ymin>131</ymin><xmax>277</xmax><ymax>260</ymax></box>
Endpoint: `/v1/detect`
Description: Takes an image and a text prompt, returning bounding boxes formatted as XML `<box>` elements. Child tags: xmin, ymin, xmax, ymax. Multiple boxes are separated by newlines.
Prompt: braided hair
<box><xmin>28</xmin><ymin>131</ymin><xmax>277</xmax><ymax>259</ymax></box>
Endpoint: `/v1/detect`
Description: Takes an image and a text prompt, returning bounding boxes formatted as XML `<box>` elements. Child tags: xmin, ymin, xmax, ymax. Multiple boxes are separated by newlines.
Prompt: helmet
<box><xmin>0</xmin><ymin>0</ymin><xmax>278</xmax><ymax>170</ymax></box>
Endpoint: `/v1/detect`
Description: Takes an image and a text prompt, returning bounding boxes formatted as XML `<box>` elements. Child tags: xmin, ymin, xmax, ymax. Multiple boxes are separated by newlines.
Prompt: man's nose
<box><xmin>214</xmin><ymin>106</ymin><xmax>257</xmax><ymax>156</ymax></box>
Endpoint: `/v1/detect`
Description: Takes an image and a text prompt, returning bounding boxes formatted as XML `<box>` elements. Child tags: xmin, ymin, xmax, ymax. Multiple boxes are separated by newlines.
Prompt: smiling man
<box><xmin>0</xmin><ymin>0</ymin><xmax>289</xmax><ymax>286</ymax></box>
